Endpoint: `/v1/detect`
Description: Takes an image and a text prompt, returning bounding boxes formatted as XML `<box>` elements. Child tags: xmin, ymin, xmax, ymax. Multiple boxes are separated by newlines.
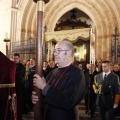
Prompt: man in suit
<box><xmin>93</xmin><ymin>61</ymin><xmax>120</xmax><ymax>120</ymax></box>
<box><xmin>84</xmin><ymin>64</ymin><xmax>98</xmax><ymax>118</ymax></box>
<box><xmin>13</xmin><ymin>53</ymin><xmax>26</xmax><ymax>120</ymax></box>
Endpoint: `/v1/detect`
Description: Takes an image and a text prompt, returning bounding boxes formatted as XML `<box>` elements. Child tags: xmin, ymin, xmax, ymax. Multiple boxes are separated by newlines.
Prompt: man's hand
<box><xmin>31</xmin><ymin>91</ymin><xmax>39</xmax><ymax>104</ymax></box>
<box><xmin>113</xmin><ymin>104</ymin><xmax>118</xmax><ymax>109</ymax></box>
<box><xmin>33</xmin><ymin>74</ymin><xmax>46</xmax><ymax>90</ymax></box>
<box><xmin>94</xmin><ymin>89</ymin><xmax>99</xmax><ymax>94</ymax></box>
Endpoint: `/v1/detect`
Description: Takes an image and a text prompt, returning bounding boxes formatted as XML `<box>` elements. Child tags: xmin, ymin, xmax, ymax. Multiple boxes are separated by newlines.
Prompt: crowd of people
<box><xmin>73</xmin><ymin>57</ymin><xmax>120</xmax><ymax>119</ymax></box>
<box><xmin>12</xmin><ymin>40</ymin><xmax>120</xmax><ymax>120</ymax></box>
<box><xmin>12</xmin><ymin>41</ymin><xmax>85</xmax><ymax>120</ymax></box>
<box><xmin>32</xmin><ymin>40</ymin><xmax>85</xmax><ymax>120</ymax></box>
<box><xmin>13</xmin><ymin>55</ymin><xmax>60</xmax><ymax>119</ymax></box>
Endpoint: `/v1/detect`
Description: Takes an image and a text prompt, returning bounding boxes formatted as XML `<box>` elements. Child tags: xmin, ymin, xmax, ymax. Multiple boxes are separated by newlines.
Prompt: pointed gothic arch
<box><xmin>10</xmin><ymin>0</ymin><xmax>120</xmax><ymax>61</ymax></box>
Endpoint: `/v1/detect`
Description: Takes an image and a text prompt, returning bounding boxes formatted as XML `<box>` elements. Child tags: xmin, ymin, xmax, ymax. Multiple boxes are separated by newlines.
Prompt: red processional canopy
<box><xmin>0</xmin><ymin>51</ymin><xmax>16</xmax><ymax>120</ymax></box>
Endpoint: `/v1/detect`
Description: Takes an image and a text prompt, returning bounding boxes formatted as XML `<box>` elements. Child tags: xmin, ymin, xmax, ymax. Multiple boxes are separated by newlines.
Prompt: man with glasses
<box><xmin>32</xmin><ymin>40</ymin><xmax>85</xmax><ymax>120</ymax></box>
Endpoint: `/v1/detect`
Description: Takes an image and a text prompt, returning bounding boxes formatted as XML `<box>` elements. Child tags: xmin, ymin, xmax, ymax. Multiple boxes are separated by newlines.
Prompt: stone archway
<box><xmin>16</xmin><ymin>0</ymin><xmax>120</xmax><ymax>61</ymax></box>
<box><xmin>43</xmin><ymin>0</ymin><xmax>120</xmax><ymax>61</ymax></box>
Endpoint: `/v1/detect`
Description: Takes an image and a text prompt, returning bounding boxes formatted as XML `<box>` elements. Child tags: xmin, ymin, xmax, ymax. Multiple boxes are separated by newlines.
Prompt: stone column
<box><xmin>47</xmin><ymin>41</ymin><xmax>52</xmax><ymax>60</ymax></box>
<box><xmin>10</xmin><ymin>0</ymin><xmax>19</xmax><ymax>55</ymax></box>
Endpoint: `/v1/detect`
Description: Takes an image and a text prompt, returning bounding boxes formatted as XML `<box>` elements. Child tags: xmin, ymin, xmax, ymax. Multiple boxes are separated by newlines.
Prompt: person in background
<box><xmin>32</xmin><ymin>40</ymin><xmax>85</xmax><ymax>120</ymax></box>
<box><xmin>109</xmin><ymin>63</ymin><xmax>114</xmax><ymax>73</ymax></box>
<box><xmin>84</xmin><ymin>64</ymin><xmax>98</xmax><ymax>118</ymax></box>
<box><xmin>13</xmin><ymin>53</ymin><xmax>26</xmax><ymax>120</ymax></box>
<box><xmin>73</xmin><ymin>56</ymin><xmax>80</xmax><ymax>66</ymax></box>
<box><xmin>27</xmin><ymin>58</ymin><xmax>35</xmax><ymax>112</ymax></box>
<box><xmin>93</xmin><ymin>61</ymin><xmax>120</xmax><ymax>120</ymax></box>
<box><xmin>113</xmin><ymin>64</ymin><xmax>120</xmax><ymax>78</ymax></box>
<box><xmin>84</xmin><ymin>63</ymin><xmax>90</xmax><ymax>74</ymax></box>
<box><xmin>43</xmin><ymin>61</ymin><xmax>49</xmax><ymax>71</ymax></box>
<box><xmin>43</xmin><ymin>60</ymin><xmax>57</xmax><ymax>78</ymax></box>
<box><xmin>24</xmin><ymin>60</ymin><xmax>30</xmax><ymax>81</ymax></box>
<box><xmin>113</xmin><ymin>64</ymin><xmax>120</xmax><ymax>117</ymax></box>
<box><xmin>23</xmin><ymin>59</ymin><xmax>30</xmax><ymax>113</ymax></box>
<box><xmin>79</xmin><ymin>58</ymin><xmax>86</xmax><ymax>72</ymax></box>
<box><xmin>78</xmin><ymin>63</ymin><xmax>83</xmax><ymax>70</ymax></box>
<box><xmin>43</xmin><ymin>61</ymin><xmax>49</xmax><ymax>78</ymax></box>
<box><xmin>22</xmin><ymin>60</ymin><xmax>27</xmax><ymax>66</ymax></box>
<box><xmin>96</xmin><ymin>59</ymin><xmax>102</xmax><ymax>73</ymax></box>
<box><xmin>47</xmin><ymin>60</ymin><xmax>58</xmax><ymax>74</ymax></box>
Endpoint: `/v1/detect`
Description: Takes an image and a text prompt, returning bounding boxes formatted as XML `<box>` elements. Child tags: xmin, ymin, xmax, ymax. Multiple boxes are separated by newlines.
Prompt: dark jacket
<box><xmin>42</xmin><ymin>64</ymin><xmax>85</xmax><ymax>120</ymax></box>
<box><xmin>15</xmin><ymin>63</ymin><xmax>26</xmax><ymax>120</ymax></box>
<box><xmin>85</xmin><ymin>70</ymin><xmax>99</xmax><ymax>94</ymax></box>
<box><xmin>28</xmin><ymin>65</ymin><xmax>35</xmax><ymax>89</ymax></box>
<box><xmin>15</xmin><ymin>63</ymin><xmax>25</xmax><ymax>92</ymax></box>
<box><xmin>95</xmin><ymin>73</ymin><xmax>119</xmax><ymax>108</ymax></box>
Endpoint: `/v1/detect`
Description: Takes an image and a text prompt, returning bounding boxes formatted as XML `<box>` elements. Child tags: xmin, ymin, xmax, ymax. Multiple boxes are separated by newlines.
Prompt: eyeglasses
<box><xmin>53</xmin><ymin>49</ymin><xmax>69</xmax><ymax>54</ymax></box>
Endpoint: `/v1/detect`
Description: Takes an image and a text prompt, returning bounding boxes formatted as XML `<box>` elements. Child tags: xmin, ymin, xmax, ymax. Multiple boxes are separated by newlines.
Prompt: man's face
<box><xmin>89</xmin><ymin>64</ymin><xmax>95</xmax><ymax>72</ymax></box>
<box><xmin>102</xmin><ymin>63</ymin><xmax>110</xmax><ymax>73</ymax></box>
<box><xmin>30</xmin><ymin>59</ymin><xmax>35</xmax><ymax>66</ymax></box>
<box><xmin>78</xmin><ymin>64</ymin><xmax>82</xmax><ymax>70</ymax></box>
<box><xmin>86</xmin><ymin>64</ymin><xmax>90</xmax><ymax>69</ymax></box>
<box><xmin>13</xmin><ymin>56</ymin><xmax>20</xmax><ymax>64</ymax></box>
<box><xmin>53</xmin><ymin>43</ymin><xmax>69</xmax><ymax>65</ymax></box>
<box><xmin>113</xmin><ymin>65</ymin><xmax>119</xmax><ymax>72</ymax></box>
<box><xmin>26</xmin><ymin>61</ymin><xmax>30</xmax><ymax>66</ymax></box>
<box><xmin>43</xmin><ymin>62</ymin><xmax>48</xmax><ymax>68</ymax></box>
<box><xmin>49</xmin><ymin>60</ymin><xmax>53</xmax><ymax>67</ymax></box>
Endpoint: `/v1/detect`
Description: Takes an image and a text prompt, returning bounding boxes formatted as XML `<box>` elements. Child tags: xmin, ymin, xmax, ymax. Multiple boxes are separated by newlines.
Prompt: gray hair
<box><xmin>61</xmin><ymin>40</ymin><xmax>74</xmax><ymax>56</ymax></box>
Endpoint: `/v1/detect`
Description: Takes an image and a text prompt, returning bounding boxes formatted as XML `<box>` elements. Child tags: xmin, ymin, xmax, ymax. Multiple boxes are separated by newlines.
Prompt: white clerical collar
<box><xmin>58</xmin><ymin>62</ymin><xmax>72</xmax><ymax>68</ymax></box>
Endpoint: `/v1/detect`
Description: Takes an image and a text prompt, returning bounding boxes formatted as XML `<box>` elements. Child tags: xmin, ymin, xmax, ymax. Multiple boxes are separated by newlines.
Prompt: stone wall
<box><xmin>1</xmin><ymin>0</ymin><xmax>120</xmax><ymax>62</ymax></box>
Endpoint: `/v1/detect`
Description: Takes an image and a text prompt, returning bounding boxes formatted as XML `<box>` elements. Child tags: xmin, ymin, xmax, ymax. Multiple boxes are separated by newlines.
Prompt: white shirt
<box><xmin>103</xmin><ymin>71</ymin><xmax>110</xmax><ymax>79</ymax></box>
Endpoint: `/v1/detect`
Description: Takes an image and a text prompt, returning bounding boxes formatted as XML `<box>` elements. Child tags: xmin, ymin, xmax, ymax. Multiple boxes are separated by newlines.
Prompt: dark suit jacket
<box><xmin>15</xmin><ymin>63</ymin><xmax>25</xmax><ymax>91</ymax></box>
<box><xmin>15</xmin><ymin>63</ymin><xmax>26</xmax><ymax>119</ymax></box>
<box><xmin>95</xmin><ymin>73</ymin><xmax>119</xmax><ymax>109</ymax></box>
<box><xmin>85</xmin><ymin>70</ymin><xmax>98</xmax><ymax>94</ymax></box>
<box><xmin>28</xmin><ymin>66</ymin><xmax>35</xmax><ymax>88</ymax></box>
<box><xmin>28</xmin><ymin>66</ymin><xmax>35</xmax><ymax>78</ymax></box>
